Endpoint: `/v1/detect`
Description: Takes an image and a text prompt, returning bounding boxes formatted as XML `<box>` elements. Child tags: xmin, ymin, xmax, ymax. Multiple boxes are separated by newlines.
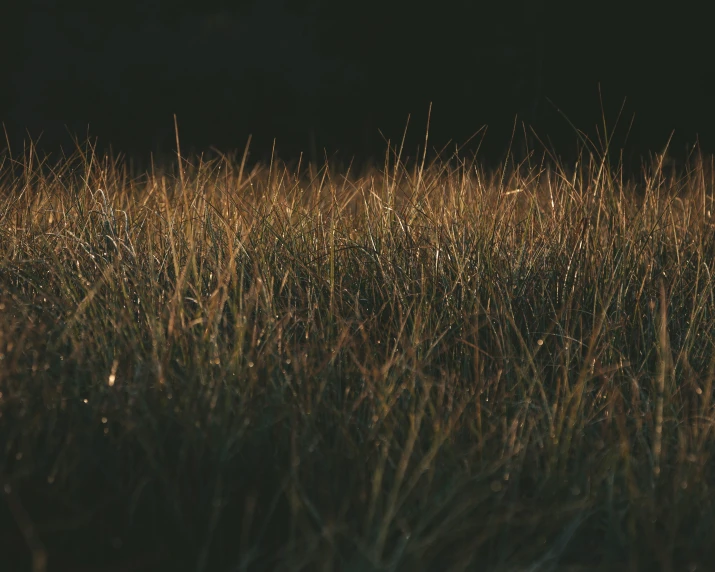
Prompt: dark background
<box><xmin>2</xmin><ymin>0</ymin><xmax>713</xmax><ymax>169</ymax></box>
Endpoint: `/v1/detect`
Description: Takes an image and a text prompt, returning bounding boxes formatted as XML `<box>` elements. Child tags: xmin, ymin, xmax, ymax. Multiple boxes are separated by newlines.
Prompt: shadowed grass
<box><xmin>1</xmin><ymin>137</ymin><xmax>715</xmax><ymax>571</ymax></box>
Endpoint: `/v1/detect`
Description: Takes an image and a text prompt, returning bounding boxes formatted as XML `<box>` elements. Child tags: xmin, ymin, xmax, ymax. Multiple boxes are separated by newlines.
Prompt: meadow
<box><xmin>1</xmin><ymin>134</ymin><xmax>714</xmax><ymax>571</ymax></box>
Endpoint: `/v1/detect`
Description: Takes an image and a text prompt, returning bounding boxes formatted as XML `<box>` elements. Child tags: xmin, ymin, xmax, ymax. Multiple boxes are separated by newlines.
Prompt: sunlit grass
<box><xmin>1</xmin><ymin>136</ymin><xmax>714</xmax><ymax>571</ymax></box>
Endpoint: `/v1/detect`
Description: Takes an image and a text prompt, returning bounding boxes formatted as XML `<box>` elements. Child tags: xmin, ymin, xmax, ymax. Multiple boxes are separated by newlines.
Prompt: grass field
<box><xmin>1</xmin><ymin>134</ymin><xmax>715</xmax><ymax>571</ymax></box>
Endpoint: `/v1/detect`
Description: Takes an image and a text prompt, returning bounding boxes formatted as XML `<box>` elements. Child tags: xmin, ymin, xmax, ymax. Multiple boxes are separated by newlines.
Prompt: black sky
<box><xmin>2</xmin><ymin>0</ymin><xmax>713</xmax><ymax>167</ymax></box>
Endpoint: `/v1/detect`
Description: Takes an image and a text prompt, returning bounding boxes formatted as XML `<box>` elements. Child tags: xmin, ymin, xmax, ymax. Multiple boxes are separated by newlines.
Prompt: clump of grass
<box><xmin>1</xmin><ymin>136</ymin><xmax>715</xmax><ymax>571</ymax></box>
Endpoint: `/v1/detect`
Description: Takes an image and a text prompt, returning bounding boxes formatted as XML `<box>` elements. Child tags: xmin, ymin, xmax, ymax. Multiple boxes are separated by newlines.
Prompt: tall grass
<box><xmin>1</xmin><ymin>137</ymin><xmax>714</xmax><ymax>571</ymax></box>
